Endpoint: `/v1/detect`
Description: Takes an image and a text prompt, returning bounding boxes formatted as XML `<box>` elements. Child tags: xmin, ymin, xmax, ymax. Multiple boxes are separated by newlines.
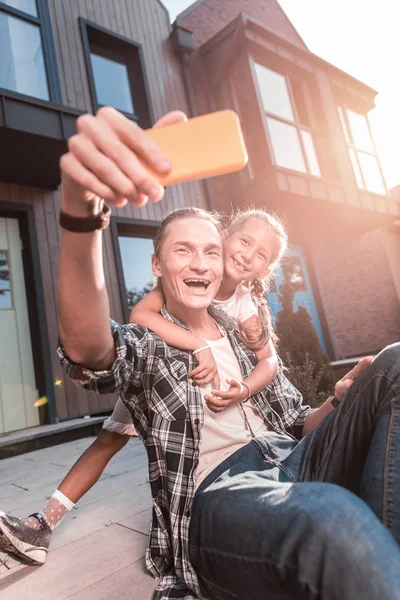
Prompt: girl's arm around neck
<box><xmin>243</xmin><ymin>338</ymin><xmax>279</xmax><ymax>396</ymax></box>
<box><xmin>130</xmin><ymin>287</ymin><xmax>206</xmax><ymax>351</ymax></box>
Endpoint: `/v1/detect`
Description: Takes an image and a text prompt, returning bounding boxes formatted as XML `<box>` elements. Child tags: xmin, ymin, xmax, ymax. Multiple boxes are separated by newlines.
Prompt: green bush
<box><xmin>281</xmin><ymin>352</ymin><xmax>327</xmax><ymax>408</ymax></box>
<box><xmin>274</xmin><ymin>277</ymin><xmax>334</xmax><ymax>407</ymax></box>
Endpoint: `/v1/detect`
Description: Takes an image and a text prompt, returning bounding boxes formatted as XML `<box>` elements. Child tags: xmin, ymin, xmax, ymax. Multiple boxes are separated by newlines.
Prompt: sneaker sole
<box><xmin>0</xmin><ymin>516</ymin><xmax>47</xmax><ymax>566</ymax></box>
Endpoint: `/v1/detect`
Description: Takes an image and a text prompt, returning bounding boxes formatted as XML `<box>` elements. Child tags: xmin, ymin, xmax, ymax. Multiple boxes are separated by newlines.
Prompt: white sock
<box><xmin>22</xmin><ymin>489</ymin><xmax>75</xmax><ymax>531</ymax></box>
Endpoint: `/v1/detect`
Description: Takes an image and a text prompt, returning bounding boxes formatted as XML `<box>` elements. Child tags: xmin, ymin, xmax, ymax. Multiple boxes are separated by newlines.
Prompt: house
<box><xmin>174</xmin><ymin>0</ymin><xmax>400</xmax><ymax>357</ymax></box>
<box><xmin>0</xmin><ymin>0</ymin><xmax>399</xmax><ymax>436</ymax></box>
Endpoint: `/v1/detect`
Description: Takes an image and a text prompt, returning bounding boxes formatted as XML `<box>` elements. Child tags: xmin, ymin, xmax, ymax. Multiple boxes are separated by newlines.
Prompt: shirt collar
<box><xmin>160</xmin><ymin>304</ymin><xmax>236</xmax><ymax>337</ymax></box>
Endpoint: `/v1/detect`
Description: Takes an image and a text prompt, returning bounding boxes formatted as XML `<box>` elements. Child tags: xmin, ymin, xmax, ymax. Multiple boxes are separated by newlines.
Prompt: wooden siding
<box><xmin>0</xmin><ymin>1</ymin><xmax>208</xmax><ymax>422</ymax></box>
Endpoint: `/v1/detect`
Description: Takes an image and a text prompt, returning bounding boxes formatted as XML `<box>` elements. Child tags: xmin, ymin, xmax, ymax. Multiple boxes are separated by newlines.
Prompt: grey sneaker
<box><xmin>0</xmin><ymin>512</ymin><xmax>51</xmax><ymax>565</ymax></box>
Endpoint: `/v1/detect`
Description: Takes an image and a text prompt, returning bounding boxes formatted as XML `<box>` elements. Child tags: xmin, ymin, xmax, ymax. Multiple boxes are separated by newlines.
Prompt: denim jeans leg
<box><xmin>189</xmin><ymin>439</ymin><xmax>400</xmax><ymax>600</ymax></box>
<box><xmin>290</xmin><ymin>343</ymin><xmax>400</xmax><ymax>543</ymax></box>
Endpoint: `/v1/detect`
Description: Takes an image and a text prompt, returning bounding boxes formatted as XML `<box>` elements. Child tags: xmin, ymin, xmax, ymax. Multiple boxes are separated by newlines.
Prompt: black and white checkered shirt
<box><xmin>58</xmin><ymin>306</ymin><xmax>311</xmax><ymax>600</ymax></box>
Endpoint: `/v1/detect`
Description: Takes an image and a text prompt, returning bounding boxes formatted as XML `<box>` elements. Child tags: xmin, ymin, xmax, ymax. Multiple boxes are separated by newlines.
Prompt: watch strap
<box><xmin>330</xmin><ymin>395</ymin><xmax>341</xmax><ymax>408</ymax></box>
<box><xmin>59</xmin><ymin>203</ymin><xmax>111</xmax><ymax>233</ymax></box>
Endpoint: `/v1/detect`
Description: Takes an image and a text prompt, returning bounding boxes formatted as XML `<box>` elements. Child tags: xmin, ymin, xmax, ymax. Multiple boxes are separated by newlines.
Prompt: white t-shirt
<box><xmin>212</xmin><ymin>285</ymin><xmax>257</xmax><ymax>324</ymax></box>
<box><xmin>196</xmin><ymin>335</ymin><xmax>270</xmax><ymax>488</ymax></box>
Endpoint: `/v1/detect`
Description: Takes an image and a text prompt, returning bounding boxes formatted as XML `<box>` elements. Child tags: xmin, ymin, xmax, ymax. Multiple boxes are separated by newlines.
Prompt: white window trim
<box><xmin>252</xmin><ymin>60</ymin><xmax>321</xmax><ymax>178</ymax></box>
<box><xmin>338</xmin><ymin>106</ymin><xmax>388</xmax><ymax>196</ymax></box>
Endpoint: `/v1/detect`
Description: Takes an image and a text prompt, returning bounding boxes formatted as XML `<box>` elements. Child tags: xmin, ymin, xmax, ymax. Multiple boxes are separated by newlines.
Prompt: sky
<box><xmin>163</xmin><ymin>0</ymin><xmax>399</xmax><ymax>189</ymax></box>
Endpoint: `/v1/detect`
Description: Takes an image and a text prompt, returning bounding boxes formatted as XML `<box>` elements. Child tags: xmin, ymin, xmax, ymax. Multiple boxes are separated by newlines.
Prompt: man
<box><xmin>2</xmin><ymin>107</ymin><xmax>400</xmax><ymax>599</ymax></box>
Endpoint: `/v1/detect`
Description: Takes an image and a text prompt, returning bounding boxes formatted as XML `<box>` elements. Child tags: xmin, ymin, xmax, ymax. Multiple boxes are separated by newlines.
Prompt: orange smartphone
<box><xmin>143</xmin><ymin>110</ymin><xmax>248</xmax><ymax>186</ymax></box>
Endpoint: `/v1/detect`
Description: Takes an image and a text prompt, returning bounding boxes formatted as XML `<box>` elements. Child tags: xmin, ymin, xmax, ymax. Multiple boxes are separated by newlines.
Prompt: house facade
<box><xmin>0</xmin><ymin>0</ymin><xmax>399</xmax><ymax>434</ymax></box>
<box><xmin>175</xmin><ymin>0</ymin><xmax>400</xmax><ymax>357</ymax></box>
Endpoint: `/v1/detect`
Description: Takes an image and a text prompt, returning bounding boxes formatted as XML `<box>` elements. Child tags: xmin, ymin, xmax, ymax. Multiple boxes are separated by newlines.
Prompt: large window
<box><xmin>80</xmin><ymin>20</ymin><xmax>152</xmax><ymax>127</ymax></box>
<box><xmin>0</xmin><ymin>0</ymin><xmax>60</xmax><ymax>102</ymax></box>
<box><xmin>254</xmin><ymin>63</ymin><xmax>321</xmax><ymax>177</ymax></box>
<box><xmin>339</xmin><ymin>107</ymin><xmax>386</xmax><ymax>195</ymax></box>
<box><xmin>118</xmin><ymin>233</ymin><xmax>155</xmax><ymax>311</ymax></box>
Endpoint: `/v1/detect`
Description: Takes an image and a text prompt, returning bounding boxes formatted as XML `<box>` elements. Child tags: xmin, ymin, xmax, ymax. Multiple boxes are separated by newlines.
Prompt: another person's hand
<box><xmin>334</xmin><ymin>356</ymin><xmax>373</xmax><ymax>401</ymax></box>
<box><xmin>189</xmin><ymin>349</ymin><xmax>220</xmax><ymax>390</ymax></box>
<box><xmin>60</xmin><ymin>106</ymin><xmax>187</xmax><ymax>214</ymax></box>
<box><xmin>205</xmin><ymin>378</ymin><xmax>247</xmax><ymax>413</ymax></box>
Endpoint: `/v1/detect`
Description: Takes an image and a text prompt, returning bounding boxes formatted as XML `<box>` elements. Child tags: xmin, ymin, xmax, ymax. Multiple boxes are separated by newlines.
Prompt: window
<box><xmin>282</xmin><ymin>256</ymin><xmax>307</xmax><ymax>292</ymax></box>
<box><xmin>90</xmin><ymin>54</ymin><xmax>134</xmax><ymax>114</ymax></box>
<box><xmin>254</xmin><ymin>63</ymin><xmax>321</xmax><ymax>177</ymax></box>
<box><xmin>339</xmin><ymin>107</ymin><xmax>387</xmax><ymax>195</ymax></box>
<box><xmin>80</xmin><ymin>20</ymin><xmax>153</xmax><ymax>127</ymax></box>
<box><xmin>0</xmin><ymin>0</ymin><xmax>60</xmax><ymax>102</ymax></box>
<box><xmin>3</xmin><ymin>0</ymin><xmax>37</xmax><ymax>16</ymax></box>
<box><xmin>118</xmin><ymin>234</ymin><xmax>155</xmax><ymax>311</ymax></box>
<box><xmin>0</xmin><ymin>250</ymin><xmax>12</xmax><ymax>309</ymax></box>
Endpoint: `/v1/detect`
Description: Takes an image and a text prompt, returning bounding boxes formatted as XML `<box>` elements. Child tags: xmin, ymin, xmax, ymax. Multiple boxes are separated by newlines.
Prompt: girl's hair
<box><xmin>229</xmin><ymin>208</ymin><xmax>288</xmax><ymax>351</ymax></box>
<box><xmin>153</xmin><ymin>207</ymin><xmax>222</xmax><ymax>257</ymax></box>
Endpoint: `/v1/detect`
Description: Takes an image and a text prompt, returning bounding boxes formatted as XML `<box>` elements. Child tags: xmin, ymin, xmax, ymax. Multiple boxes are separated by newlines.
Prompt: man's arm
<box><xmin>301</xmin><ymin>356</ymin><xmax>374</xmax><ymax>436</ymax></box>
<box><xmin>58</xmin><ymin>226</ymin><xmax>113</xmax><ymax>370</ymax></box>
<box><xmin>57</xmin><ymin>107</ymin><xmax>186</xmax><ymax>369</ymax></box>
<box><xmin>301</xmin><ymin>396</ymin><xmax>336</xmax><ymax>437</ymax></box>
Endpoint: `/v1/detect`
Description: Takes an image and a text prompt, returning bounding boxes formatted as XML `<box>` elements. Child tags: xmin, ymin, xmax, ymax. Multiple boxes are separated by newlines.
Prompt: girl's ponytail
<box><xmin>238</xmin><ymin>280</ymin><xmax>277</xmax><ymax>351</ymax></box>
<box><xmin>230</xmin><ymin>207</ymin><xmax>287</xmax><ymax>352</ymax></box>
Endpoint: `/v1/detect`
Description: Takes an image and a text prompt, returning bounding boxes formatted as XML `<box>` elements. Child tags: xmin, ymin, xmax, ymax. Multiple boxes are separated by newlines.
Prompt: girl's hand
<box><xmin>205</xmin><ymin>378</ymin><xmax>247</xmax><ymax>413</ymax></box>
<box><xmin>189</xmin><ymin>348</ymin><xmax>220</xmax><ymax>390</ymax></box>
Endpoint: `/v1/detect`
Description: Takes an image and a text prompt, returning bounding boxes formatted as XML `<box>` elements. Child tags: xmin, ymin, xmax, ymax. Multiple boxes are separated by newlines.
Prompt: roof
<box><xmin>176</xmin><ymin>0</ymin><xmax>208</xmax><ymax>20</ymax></box>
<box><xmin>176</xmin><ymin>0</ymin><xmax>308</xmax><ymax>50</ymax></box>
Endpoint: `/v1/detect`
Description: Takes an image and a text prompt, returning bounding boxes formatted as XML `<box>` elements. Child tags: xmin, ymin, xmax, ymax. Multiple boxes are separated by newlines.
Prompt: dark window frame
<box><xmin>0</xmin><ymin>202</ymin><xmax>56</xmax><ymax>425</ymax></box>
<box><xmin>110</xmin><ymin>217</ymin><xmax>160</xmax><ymax>322</ymax></box>
<box><xmin>252</xmin><ymin>59</ymin><xmax>321</xmax><ymax>179</ymax></box>
<box><xmin>0</xmin><ymin>0</ymin><xmax>62</xmax><ymax>103</ymax></box>
<box><xmin>79</xmin><ymin>18</ymin><xmax>154</xmax><ymax>127</ymax></box>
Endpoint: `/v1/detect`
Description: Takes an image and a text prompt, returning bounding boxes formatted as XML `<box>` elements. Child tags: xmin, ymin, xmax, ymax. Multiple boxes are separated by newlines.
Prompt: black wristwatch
<box><xmin>59</xmin><ymin>203</ymin><xmax>111</xmax><ymax>233</ymax></box>
<box><xmin>330</xmin><ymin>395</ymin><xmax>341</xmax><ymax>408</ymax></box>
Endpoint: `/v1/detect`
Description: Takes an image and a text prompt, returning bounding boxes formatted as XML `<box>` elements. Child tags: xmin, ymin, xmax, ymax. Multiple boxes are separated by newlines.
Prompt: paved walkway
<box><xmin>0</xmin><ymin>436</ymin><xmax>157</xmax><ymax>599</ymax></box>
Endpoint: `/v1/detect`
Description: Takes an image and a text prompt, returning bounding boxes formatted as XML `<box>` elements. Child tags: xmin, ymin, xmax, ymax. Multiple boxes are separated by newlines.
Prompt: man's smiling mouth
<box><xmin>183</xmin><ymin>279</ymin><xmax>211</xmax><ymax>290</ymax></box>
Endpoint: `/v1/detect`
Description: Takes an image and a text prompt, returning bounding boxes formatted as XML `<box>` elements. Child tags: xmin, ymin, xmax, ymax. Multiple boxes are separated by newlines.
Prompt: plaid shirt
<box><xmin>58</xmin><ymin>306</ymin><xmax>310</xmax><ymax>600</ymax></box>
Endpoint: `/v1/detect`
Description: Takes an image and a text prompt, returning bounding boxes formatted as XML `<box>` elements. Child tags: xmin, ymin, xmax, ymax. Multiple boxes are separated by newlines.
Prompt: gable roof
<box><xmin>176</xmin><ymin>0</ymin><xmax>308</xmax><ymax>50</ymax></box>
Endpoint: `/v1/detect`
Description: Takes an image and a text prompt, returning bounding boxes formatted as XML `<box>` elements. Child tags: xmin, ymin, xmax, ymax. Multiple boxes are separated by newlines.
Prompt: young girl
<box><xmin>0</xmin><ymin>208</ymin><xmax>287</xmax><ymax>565</ymax></box>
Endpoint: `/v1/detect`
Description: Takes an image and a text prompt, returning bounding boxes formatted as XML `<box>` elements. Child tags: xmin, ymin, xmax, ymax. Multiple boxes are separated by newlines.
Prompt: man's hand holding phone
<box><xmin>59</xmin><ymin>107</ymin><xmax>247</xmax><ymax>217</ymax></box>
<box><xmin>60</xmin><ymin>107</ymin><xmax>187</xmax><ymax>216</ymax></box>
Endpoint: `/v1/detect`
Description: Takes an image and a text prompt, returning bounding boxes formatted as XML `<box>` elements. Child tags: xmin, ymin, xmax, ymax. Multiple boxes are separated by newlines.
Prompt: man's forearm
<box><xmin>57</xmin><ymin>227</ymin><xmax>114</xmax><ymax>369</ymax></box>
<box><xmin>56</xmin><ymin>107</ymin><xmax>184</xmax><ymax>369</ymax></box>
<box><xmin>302</xmin><ymin>357</ymin><xmax>375</xmax><ymax>437</ymax></box>
<box><xmin>302</xmin><ymin>397</ymin><xmax>335</xmax><ymax>437</ymax></box>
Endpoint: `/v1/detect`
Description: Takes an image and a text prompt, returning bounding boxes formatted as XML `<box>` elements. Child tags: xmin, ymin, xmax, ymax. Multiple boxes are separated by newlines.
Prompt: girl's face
<box><xmin>223</xmin><ymin>217</ymin><xmax>278</xmax><ymax>284</ymax></box>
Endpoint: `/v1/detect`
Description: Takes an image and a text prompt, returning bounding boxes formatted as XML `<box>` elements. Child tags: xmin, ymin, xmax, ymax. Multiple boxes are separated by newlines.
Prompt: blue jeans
<box><xmin>189</xmin><ymin>344</ymin><xmax>400</xmax><ymax>599</ymax></box>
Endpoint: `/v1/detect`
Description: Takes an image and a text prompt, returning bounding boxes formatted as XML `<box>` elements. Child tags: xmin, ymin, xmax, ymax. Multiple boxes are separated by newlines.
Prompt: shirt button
<box><xmin>185</xmin><ymin>510</ymin><xmax>190</xmax><ymax>518</ymax></box>
<box><xmin>192</xmin><ymin>382</ymin><xmax>197</xmax><ymax>387</ymax></box>
<box><xmin>194</xmin><ymin>419</ymin><xmax>199</xmax><ymax>425</ymax></box>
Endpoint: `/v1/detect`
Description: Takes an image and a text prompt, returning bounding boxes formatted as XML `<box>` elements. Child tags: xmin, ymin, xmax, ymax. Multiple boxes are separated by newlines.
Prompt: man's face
<box><xmin>152</xmin><ymin>217</ymin><xmax>223</xmax><ymax>314</ymax></box>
